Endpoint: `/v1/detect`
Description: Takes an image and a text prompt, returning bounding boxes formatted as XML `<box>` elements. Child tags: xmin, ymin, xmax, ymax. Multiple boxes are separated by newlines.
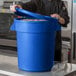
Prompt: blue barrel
<box><xmin>10</xmin><ymin>8</ymin><xmax>61</xmax><ymax>72</ymax></box>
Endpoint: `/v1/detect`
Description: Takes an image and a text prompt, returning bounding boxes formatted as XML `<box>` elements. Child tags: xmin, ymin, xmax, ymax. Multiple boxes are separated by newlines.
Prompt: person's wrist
<box><xmin>58</xmin><ymin>15</ymin><xmax>61</xmax><ymax>20</ymax></box>
<box><xmin>58</xmin><ymin>17</ymin><xmax>65</xmax><ymax>24</ymax></box>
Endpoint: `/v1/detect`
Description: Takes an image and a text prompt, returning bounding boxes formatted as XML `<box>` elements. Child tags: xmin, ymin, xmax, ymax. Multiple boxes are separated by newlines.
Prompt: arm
<box><xmin>10</xmin><ymin>1</ymin><xmax>37</xmax><ymax>13</ymax></box>
<box><xmin>58</xmin><ymin>1</ymin><xmax>70</xmax><ymax>27</ymax></box>
<box><xmin>51</xmin><ymin>1</ymin><xmax>69</xmax><ymax>27</ymax></box>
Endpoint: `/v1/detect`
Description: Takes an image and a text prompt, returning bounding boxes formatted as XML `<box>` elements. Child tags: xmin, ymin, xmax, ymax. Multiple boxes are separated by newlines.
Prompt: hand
<box><xmin>50</xmin><ymin>14</ymin><xmax>65</xmax><ymax>24</ymax></box>
<box><xmin>50</xmin><ymin>14</ymin><xmax>60</xmax><ymax>19</ymax></box>
<box><xmin>10</xmin><ymin>5</ymin><xmax>22</xmax><ymax>12</ymax></box>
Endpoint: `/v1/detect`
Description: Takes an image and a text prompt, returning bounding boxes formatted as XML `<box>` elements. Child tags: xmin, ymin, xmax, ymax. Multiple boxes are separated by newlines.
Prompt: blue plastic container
<box><xmin>11</xmin><ymin>8</ymin><xmax>61</xmax><ymax>72</ymax></box>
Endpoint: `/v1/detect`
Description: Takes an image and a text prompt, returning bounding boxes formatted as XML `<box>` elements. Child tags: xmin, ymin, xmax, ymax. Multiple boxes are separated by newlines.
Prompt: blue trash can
<box><xmin>10</xmin><ymin>8</ymin><xmax>61</xmax><ymax>72</ymax></box>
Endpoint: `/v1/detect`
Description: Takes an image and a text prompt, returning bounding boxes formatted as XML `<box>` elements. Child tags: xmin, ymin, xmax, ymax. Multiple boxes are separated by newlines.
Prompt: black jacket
<box><xmin>20</xmin><ymin>0</ymin><xmax>70</xmax><ymax>61</ymax></box>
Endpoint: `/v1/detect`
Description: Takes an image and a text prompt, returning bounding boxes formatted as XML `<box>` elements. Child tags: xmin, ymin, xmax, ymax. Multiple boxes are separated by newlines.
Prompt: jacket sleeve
<box><xmin>20</xmin><ymin>1</ymin><xmax>37</xmax><ymax>13</ymax></box>
<box><xmin>59</xmin><ymin>1</ymin><xmax>70</xmax><ymax>27</ymax></box>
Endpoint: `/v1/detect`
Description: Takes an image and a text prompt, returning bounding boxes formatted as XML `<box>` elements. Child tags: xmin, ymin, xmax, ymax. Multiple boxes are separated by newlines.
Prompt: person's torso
<box><xmin>32</xmin><ymin>0</ymin><xmax>62</xmax><ymax>15</ymax></box>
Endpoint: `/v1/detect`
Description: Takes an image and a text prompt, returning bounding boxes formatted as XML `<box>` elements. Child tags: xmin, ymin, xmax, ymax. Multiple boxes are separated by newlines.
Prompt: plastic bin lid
<box><xmin>15</xmin><ymin>8</ymin><xmax>57</xmax><ymax>21</ymax></box>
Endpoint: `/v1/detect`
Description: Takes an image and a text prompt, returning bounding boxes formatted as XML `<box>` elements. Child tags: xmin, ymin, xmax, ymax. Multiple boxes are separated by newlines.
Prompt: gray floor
<box><xmin>0</xmin><ymin>49</ymin><xmax>18</xmax><ymax>73</ymax></box>
<box><xmin>0</xmin><ymin>49</ymin><xmax>76</xmax><ymax>76</ymax></box>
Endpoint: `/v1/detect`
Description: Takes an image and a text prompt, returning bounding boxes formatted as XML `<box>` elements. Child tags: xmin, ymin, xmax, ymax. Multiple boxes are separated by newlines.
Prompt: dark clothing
<box><xmin>20</xmin><ymin>0</ymin><xmax>69</xmax><ymax>61</ymax></box>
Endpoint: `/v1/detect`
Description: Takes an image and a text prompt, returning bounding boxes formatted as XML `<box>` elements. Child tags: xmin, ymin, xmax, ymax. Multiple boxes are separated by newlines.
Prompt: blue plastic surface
<box><xmin>15</xmin><ymin>8</ymin><xmax>57</xmax><ymax>21</ymax></box>
<box><xmin>11</xmin><ymin>8</ymin><xmax>61</xmax><ymax>72</ymax></box>
<box><xmin>11</xmin><ymin>18</ymin><xmax>60</xmax><ymax>32</ymax></box>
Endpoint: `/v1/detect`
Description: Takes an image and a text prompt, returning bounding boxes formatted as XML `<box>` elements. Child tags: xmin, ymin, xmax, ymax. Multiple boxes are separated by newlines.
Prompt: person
<box><xmin>10</xmin><ymin>0</ymin><xmax>69</xmax><ymax>62</ymax></box>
